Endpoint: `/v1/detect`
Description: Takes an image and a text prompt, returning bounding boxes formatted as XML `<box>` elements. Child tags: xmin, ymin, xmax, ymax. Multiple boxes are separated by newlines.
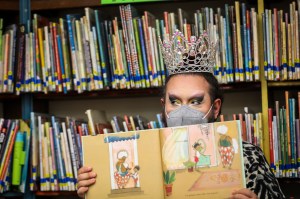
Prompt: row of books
<box><xmin>30</xmin><ymin>113</ymin><xmax>85</xmax><ymax>191</ymax></box>
<box><xmin>85</xmin><ymin>109</ymin><xmax>165</xmax><ymax>136</ymax></box>
<box><xmin>268</xmin><ymin>91</ymin><xmax>300</xmax><ymax>178</ymax></box>
<box><xmin>29</xmin><ymin>110</ymin><xmax>165</xmax><ymax>192</ymax></box>
<box><xmin>3</xmin><ymin>2</ymin><xmax>299</xmax><ymax>94</ymax></box>
<box><xmin>0</xmin><ymin>19</ymin><xmax>16</xmax><ymax>93</ymax></box>
<box><xmin>0</xmin><ymin>119</ymin><xmax>30</xmax><ymax>194</ymax></box>
<box><xmin>262</xmin><ymin>2</ymin><xmax>300</xmax><ymax>81</ymax></box>
<box><xmin>221</xmin><ymin>110</ymin><xmax>264</xmax><ymax>151</ymax></box>
<box><xmin>1</xmin><ymin>103</ymin><xmax>299</xmax><ymax>193</ymax></box>
<box><xmin>19</xmin><ymin>2</ymin><xmax>261</xmax><ymax>91</ymax></box>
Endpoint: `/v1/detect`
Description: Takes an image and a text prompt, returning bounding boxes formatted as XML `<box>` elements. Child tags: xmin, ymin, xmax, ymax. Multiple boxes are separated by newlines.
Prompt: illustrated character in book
<box><xmin>114</xmin><ymin>150</ymin><xmax>131</xmax><ymax>189</ymax></box>
<box><xmin>192</xmin><ymin>139</ymin><xmax>211</xmax><ymax>168</ymax></box>
<box><xmin>131</xmin><ymin>165</ymin><xmax>140</xmax><ymax>187</ymax></box>
<box><xmin>218</xmin><ymin>135</ymin><xmax>234</xmax><ymax>169</ymax></box>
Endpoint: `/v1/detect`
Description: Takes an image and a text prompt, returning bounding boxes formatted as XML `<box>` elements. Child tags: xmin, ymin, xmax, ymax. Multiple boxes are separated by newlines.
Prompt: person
<box><xmin>77</xmin><ymin>30</ymin><xmax>285</xmax><ymax>199</ymax></box>
<box><xmin>192</xmin><ymin>141</ymin><xmax>211</xmax><ymax>167</ymax></box>
<box><xmin>114</xmin><ymin>150</ymin><xmax>131</xmax><ymax>189</ymax></box>
<box><xmin>131</xmin><ymin>165</ymin><xmax>140</xmax><ymax>188</ymax></box>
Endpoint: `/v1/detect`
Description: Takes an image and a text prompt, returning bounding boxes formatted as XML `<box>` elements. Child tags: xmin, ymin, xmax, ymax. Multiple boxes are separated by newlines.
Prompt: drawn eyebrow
<box><xmin>168</xmin><ymin>94</ymin><xmax>180</xmax><ymax>101</ymax></box>
<box><xmin>190</xmin><ymin>95</ymin><xmax>204</xmax><ymax>101</ymax></box>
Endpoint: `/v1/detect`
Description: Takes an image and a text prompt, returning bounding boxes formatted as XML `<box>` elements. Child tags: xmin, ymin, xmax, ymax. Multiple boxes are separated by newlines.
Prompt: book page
<box><xmin>82</xmin><ymin>129</ymin><xmax>164</xmax><ymax>199</ymax></box>
<box><xmin>159</xmin><ymin>120</ymin><xmax>245</xmax><ymax>199</ymax></box>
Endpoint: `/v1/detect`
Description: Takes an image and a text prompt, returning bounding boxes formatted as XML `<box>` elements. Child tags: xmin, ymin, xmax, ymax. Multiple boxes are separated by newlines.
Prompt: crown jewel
<box><xmin>159</xmin><ymin>30</ymin><xmax>216</xmax><ymax>75</ymax></box>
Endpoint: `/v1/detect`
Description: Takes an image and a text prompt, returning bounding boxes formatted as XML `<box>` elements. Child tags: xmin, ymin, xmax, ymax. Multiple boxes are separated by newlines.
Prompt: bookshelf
<box><xmin>0</xmin><ymin>0</ymin><xmax>19</xmax><ymax>10</ymax></box>
<box><xmin>0</xmin><ymin>0</ymin><xmax>298</xmax><ymax>198</ymax></box>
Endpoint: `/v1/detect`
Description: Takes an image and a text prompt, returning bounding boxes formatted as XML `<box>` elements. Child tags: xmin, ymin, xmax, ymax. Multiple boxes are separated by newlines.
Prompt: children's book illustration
<box><xmin>162</xmin><ymin>124</ymin><xmax>217</xmax><ymax>171</ymax></box>
<box><xmin>104</xmin><ymin>133</ymin><xmax>142</xmax><ymax>194</ymax></box>
<box><xmin>82</xmin><ymin>121</ymin><xmax>245</xmax><ymax>199</ymax></box>
<box><xmin>160</xmin><ymin>122</ymin><xmax>244</xmax><ymax>197</ymax></box>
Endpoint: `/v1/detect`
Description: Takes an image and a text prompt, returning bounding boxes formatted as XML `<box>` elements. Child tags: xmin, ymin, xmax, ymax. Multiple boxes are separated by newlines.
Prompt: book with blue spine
<box><xmin>138</xmin><ymin>18</ymin><xmax>150</xmax><ymax>87</ymax></box>
<box><xmin>66</xmin><ymin>14</ymin><xmax>81</xmax><ymax>93</ymax></box>
<box><xmin>95</xmin><ymin>10</ymin><xmax>110</xmax><ymax>88</ymax></box>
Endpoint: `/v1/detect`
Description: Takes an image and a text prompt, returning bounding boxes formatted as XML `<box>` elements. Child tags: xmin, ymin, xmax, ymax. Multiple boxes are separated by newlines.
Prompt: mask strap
<box><xmin>202</xmin><ymin>104</ymin><xmax>214</xmax><ymax>119</ymax></box>
<box><xmin>165</xmin><ymin>109</ymin><xmax>170</xmax><ymax>119</ymax></box>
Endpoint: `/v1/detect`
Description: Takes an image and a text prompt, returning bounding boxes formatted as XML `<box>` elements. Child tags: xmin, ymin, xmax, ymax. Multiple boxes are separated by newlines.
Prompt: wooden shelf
<box><xmin>0</xmin><ymin>0</ymin><xmax>19</xmax><ymax>10</ymax></box>
<box><xmin>31</xmin><ymin>0</ymin><xmax>100</xmax><ymax>10</ymax></box>
<box><xmin>32</xmin><ymin>82</ymin><xmax>261</xmax><ymax>100</ymax></box>
<box><xmin>35</xmin><ymin>191</ymin><xmax>78</xmax><ymax>196</ymax></box>
<box><xmin>0</xmin><ymin>191</ymin><xmax>23</xmax><ymax>197</ymax></box>
<box><xmin>220</xmin><ymin>81</ymin><xmax>261</xmax><ymax>91</ymax></box>
<box><xmin>33</xmin><ymin>88</ymin><xmax>163</xmax><ymax>100</ymax></box>
<box><xmin>277</xmin><ymin>178</ymin><xmax>300</xmax><ymax>183</ymax></box>
<box><xmin>268</xmin><ymin>80</ymin><xmax>300</xmax><ymax>87</ymax></box>
<box><xmin>0</xmin><ymin>93</ymin><xmax>20</xmax><ymax>101</ymax></box>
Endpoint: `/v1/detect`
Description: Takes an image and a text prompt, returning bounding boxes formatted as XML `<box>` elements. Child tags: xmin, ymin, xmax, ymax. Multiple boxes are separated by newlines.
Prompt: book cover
<box><xmin>82</xmin><ymin>120</ymin><xmax>245</xmax><ymax>199</ymax></box>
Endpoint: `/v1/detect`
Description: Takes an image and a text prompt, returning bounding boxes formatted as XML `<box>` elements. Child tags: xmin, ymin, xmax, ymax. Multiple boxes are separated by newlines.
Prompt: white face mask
<box><xmin>165</xmin><ymin>104</ymin><xmax>213</xmax><ymax>127</ymax></box>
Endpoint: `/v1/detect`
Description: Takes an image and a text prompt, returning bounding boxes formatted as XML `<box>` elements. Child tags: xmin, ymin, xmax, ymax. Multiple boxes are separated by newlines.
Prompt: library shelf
<box><xmin>31</xmin><ymin>82</ymin><xmax>261</xmax><ymax>100</ymax></box>
<box><xmin>31</xmin><ymin>0</ymin><xmax>100</xmax><ymax>10</ymax></box>
<box><xmin>35</xmin><ymin>191</ymin><xmax>78</xmax><ymax>196</ymax></box>
<box><xmin>268</xmin><ymin>81</ymin><xmax>300</xmax><ymax>87</ymax></box>
<box><xmin>0</xmin><ymin>0</ymin><xmax>19</xmax><ymax>10</ymax></box>
<box><xmin>0</xmin><ymin>93</ymin><xmax>20</xmax><ymax>101</ymax></box>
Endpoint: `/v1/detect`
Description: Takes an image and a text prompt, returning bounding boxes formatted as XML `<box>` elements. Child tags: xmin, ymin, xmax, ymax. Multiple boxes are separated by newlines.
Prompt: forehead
<box><xmin>166</xmin><ymin>74</ymin><xmax>210</xmax><ymax>95</ymax></box>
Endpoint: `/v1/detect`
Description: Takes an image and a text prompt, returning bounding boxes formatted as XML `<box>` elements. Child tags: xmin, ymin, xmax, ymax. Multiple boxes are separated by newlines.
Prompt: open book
<box><xmin>82</xmin><ymin>120</ymin><xmax>246</xmax><ymax>199</ymax></box>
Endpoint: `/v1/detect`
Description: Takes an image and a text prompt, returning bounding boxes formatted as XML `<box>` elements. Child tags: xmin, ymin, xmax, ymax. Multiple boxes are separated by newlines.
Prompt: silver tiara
<box><xmin>159</xmin><ymin>30</ymin><xmax>216</xmax><ymax>75</ymax></box>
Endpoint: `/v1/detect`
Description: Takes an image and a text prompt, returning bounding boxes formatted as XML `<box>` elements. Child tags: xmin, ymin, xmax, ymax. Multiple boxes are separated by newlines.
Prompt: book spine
<box><xmin>296</xmin><ymin>119</ymin><xmax>300</xmax><ymax>177</ymax></box>
<box><xmin>59</xmin><ymin>18</ymin><xmax>72</xmax><ymax>91</ymax></box>
<box><xmin>81</xmin><ymin>17</ymin><xmax>94</xmax><ymax>91</ymax></box>
<box><xmin>138</xmin><ymin>18</ymin><xmax>149</xmax><ymax>87</ymax></box>
<box><xmin>133</xmin><ymin>18</ymin><xmax>146</xmax><ymax>88</ymax></box>
<box><xmin>119</xmin><ymin>5</ymin><xmax>134</xmax><ymax>88</ymax></box>
<box><xmin>51</xmin><ymin>23</ymin><xmax>62</xmax><ymax>92</ymax></box>
<box><xmin>56</xmin><ymin>35</ymin><xmax>67</xmax><ymax>94</ymax></box>
<box><xmin>15</xmin><ymin>25</ymin><xmax>25</xmax><ymax>95</ymax></box>
<box><xmin>285</xmin><ymin>91</ymin><xmax>291</xmax><ymax>177</ymax></box>
<box><xmin>91</xmin><ymin>27</ymin><xmax>103</xmax><ymax>89</ymax></box>
<box><xmin>94</xmin><ymin>10</ymin><xmax>109</xmax><ymax>87</ymax></box>
<box><xmin>274</xmin><ymin>9</ymin><xmax>280</xmax><ymax>80</ymax></box>
<box><xmin>66</xmin><ymin>15</ymin><xmax>81</xmax><ymax>93</ymax></box>
<box><xmin>44</xmin><ymin>26</ymin><xmax>53</xmax><ymax>91</ymax></box>
<box><xmin>79</xmin><ymin>17</ymin><xmax>92</xmax><ymax>91</ymax></box>
<box><xmin>268</xmin><ymin>108</ymin><xmax>275</xmax><ymax>172</ymax></box>
<box><xmin>235</xmin><ymin>2</ymin><xmax>244</xmax><ymax>81</ymax></box>
<box><xmin>126</xmin><ymin>5</ymin><xmax>141</xmax><ymax>88</ymax></box>
<box><xmin>241</xmin><ymin>4</ymin><xmax>249</xmax><ymax>81</ymax></box>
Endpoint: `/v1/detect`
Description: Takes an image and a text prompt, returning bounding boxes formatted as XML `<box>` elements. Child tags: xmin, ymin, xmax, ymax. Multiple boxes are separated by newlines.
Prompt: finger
<box><xmin>78</xmin><ymin>166</ymin><xmax>93</xmax><ymax>175</ymax></box>
<box><xmin>78</xmin><ymin>171</ymin><xmax>97</xmax><ymax>181</ymax></box>
<box><xmin>230</xmin><ymin>193</ymin><xmax>250</xmax><ymax>199</ymax></box>
<box><xmin>77</xmin><ymin>178</ymin><xmax>96</xmax><ymax>189</ymax></box>
<box><xmin>77</xmin><ymin>186</ymin><xmax>89</xmax><ymax>198</ymax></box>
<box><xmin>232</xmin><ymin>188</ymin><xmax>256</xmax><ymax>198</ymax></box>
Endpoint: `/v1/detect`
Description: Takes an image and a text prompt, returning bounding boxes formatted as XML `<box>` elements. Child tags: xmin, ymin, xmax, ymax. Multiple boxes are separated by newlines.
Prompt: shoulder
<box><xmin>242</xmin><ymin>141</ymin><xmax>265</xmax><ymax>165</ymax></box>
<box><xmin>242</xmin><ymin>141</ymin><xmax>272</xmax><ymax>174</ymax></box>
<box><xmin>242</xmin><ymin>142</ymin><xmax>286</xmax><ymax>199</ymax></box>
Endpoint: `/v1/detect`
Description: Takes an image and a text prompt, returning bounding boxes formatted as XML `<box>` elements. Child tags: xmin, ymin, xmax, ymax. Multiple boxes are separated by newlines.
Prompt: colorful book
<box><xmin>82</xmin><ymin>120</ymin><xmax>245</xmax><ymax>198</ymax></box>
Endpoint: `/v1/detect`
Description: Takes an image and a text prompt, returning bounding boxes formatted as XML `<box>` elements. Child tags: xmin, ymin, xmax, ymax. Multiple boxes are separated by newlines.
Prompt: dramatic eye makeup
<box><xmin>189</xmin><ymin>96</ymin><xmax>204</xmax><ymax>105</ymax></box>
<box><xmin>168</xmin><ymin>95</ymin><xmax>181</xmax><ymax>105</ymax></box>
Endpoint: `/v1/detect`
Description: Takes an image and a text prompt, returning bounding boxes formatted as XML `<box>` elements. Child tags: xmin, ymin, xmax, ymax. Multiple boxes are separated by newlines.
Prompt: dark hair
<box><xmin>161</xmin><ymin>72</ymin><xmax>224</xmax><ymax>121</ymax></box>
<box><xmin>192</xmin><ymin>143</ymin><xmax>200</xmax><ymax>149</ymax></box>
<box><xmin>134</xmin><ymin>165</ymin><xmax>140</xmax><ymax>171</ymax></box>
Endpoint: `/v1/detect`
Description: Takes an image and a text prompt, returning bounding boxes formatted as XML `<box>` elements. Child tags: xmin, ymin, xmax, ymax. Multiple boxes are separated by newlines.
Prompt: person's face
<box><xmin>161</xmin><ymin>75</ymin><xmax>221</xmax><ymax>123</ymax></box>
<box><xmin>195</xmin><ymin>144</ymin><xmax>202</xmax><ymax>151</ymax></box>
